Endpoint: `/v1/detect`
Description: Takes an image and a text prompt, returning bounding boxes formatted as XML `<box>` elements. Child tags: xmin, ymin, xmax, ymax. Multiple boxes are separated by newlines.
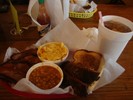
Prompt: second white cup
<box><xmin>98</xmin><ymin>15</ymin><xmax>133</xmax><ymax>61</ymax></box>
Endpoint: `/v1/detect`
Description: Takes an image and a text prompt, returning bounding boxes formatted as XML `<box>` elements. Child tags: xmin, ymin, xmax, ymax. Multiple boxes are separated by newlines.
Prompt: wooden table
<box><xmin>0</xmin><ymin>4</ymin><xmax>133</xmax><ymax>100</ymax></box>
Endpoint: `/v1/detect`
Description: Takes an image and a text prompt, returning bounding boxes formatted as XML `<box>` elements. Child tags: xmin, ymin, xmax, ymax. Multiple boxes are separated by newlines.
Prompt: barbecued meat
<box><xmin>63</xmin><ymin>61</ymin><xmax>100</xmax><ymax>84</ymax></box>
<box><xmin>11</xmin><ymin>48</ymin><xmax>38</xmax><ymax>61</ymax></box>
<box><xmin>0</xmin><ymin>48</ymin><xmax>41</xmax><ymax>84</ymax></box>
<box><xmin>64</xmin><ymin>69</ymin><xmax>88</xmax><ymax>97</ymax></box>
<box><xmin>61</xmin><ymin>50</ymin><xmax>102</xmax><ymax>96</ymax></box>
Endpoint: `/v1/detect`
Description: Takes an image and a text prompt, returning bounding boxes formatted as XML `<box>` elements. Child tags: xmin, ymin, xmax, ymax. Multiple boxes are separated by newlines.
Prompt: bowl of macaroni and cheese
<box><xmin>37</xmin><ymin>42</ymin><xmax>69</xmax><ymax>63</ymax></box>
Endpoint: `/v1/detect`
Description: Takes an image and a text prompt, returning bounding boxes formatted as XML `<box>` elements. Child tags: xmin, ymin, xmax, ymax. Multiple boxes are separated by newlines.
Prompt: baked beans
<box><xmin>29</xmin><ymin>66</ymin><xmax>61</xmax><ymax>89</ymax></box>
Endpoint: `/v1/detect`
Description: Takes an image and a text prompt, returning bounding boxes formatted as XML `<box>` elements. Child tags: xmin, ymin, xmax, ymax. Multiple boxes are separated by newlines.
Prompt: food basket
<box><xmin>69</xmin><ymin>8</ymin><xmax>97</xmax><ymax>19</ymax></box>
<box><xmin>0</xmin><ymin>80</ymin><xmax>73</xmax><ymax>99</ymax></box>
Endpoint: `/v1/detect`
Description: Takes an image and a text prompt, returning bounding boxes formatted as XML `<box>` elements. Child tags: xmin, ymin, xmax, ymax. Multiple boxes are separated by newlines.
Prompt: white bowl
<box><xmin>26</xmin><ymin>62</ymin><xmax>63</xmax><ymax>94</ymax></box>
<box><xmin>37</xmin><ymin>42</ymin><xmax>69</xmax><ymax>63</ymax></box>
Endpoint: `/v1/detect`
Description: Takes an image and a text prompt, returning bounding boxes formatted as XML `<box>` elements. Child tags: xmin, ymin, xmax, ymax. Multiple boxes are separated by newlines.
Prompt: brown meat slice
<box><xmin>11</xmin><ymin>48</ymin><xmax>38</xmax><ymax>61</ymax></box>
<box><xmin>61</xmin><ymin>50</ymin><xmax>102</xmax><ymax>96</ymax></box>
<box><xmin>64</xmin><ymin>70</ymin><xmax>88</xmax><ymax>97</ymax></box>
<box><xmin>62</xmin><ymin>61</ymin><xmax>100</xmax><ymax>85</ymax></box>
<box><xmin>0</xmin><ymin>62</ymin><xmax>30</xmax><ymax>82</ymax></box>
<box><xmin>0</xmin><ymin>48</ymin><xmax>41</xmax><ymax>83</ymax></box>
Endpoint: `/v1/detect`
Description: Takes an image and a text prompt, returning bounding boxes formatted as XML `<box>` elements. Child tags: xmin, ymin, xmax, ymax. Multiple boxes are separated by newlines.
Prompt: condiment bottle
<box><xmin>37</xmin><ymin>0</ymin><xmax>50</xmax><ymax>35</ymax></box>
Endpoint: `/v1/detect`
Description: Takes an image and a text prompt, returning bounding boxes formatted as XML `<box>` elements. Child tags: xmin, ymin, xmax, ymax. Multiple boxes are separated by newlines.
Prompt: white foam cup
<box><xmin>98</xmin><ymin>15</ymin><xmax>133</xmax><ymax>61</ymax></box>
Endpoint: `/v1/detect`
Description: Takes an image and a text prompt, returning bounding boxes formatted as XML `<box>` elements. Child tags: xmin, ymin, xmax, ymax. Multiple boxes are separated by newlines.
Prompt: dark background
<box><xmin>0</xmin><ymin>0</ymin><xmax>29</xmax><ymax>5</ymax></box>
<box><xmin>0</xmin><ymin>0</ymin><xmax>126</xmax><ymax>5</ymax></box>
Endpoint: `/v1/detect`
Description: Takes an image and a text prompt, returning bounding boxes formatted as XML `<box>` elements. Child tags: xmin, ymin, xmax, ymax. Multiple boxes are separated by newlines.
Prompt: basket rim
<box><xmin>69</xmin><ymin>8</ymin><xmax>97</xmax><ymax>14</ymax></box>
<box><xmin>69</xmin><ymin>8</ymin><xmax>97</xmax><ymax>19</ymax></box>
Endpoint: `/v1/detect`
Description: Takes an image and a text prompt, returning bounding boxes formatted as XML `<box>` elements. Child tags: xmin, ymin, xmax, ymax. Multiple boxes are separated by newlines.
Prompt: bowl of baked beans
<box><xmin>26</xmin><ymin>62</ymin><xmax>63</xmax><ymax>94</ymax></box>
<box><xmin>37</xmin><ymin>42</ymin><xmax>69</xmax><ymax>64</ymax></box>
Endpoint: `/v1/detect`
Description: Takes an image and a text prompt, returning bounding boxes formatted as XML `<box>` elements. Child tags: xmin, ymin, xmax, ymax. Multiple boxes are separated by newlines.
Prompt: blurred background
<box><xmin>0</xmin><ymin>0</ymin><xmax>29</xmax><ymax>5</ymax></box>
<box><xmin>0</xmin><ymin>0</ymin><xmax>128</xmax><ymax>5</ymax></box>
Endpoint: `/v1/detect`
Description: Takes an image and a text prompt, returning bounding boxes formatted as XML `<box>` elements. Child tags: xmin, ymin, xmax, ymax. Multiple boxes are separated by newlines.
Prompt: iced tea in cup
<box><xmin>98</xmin><ymin>15</ymin><xmax>133</xmax><ymax>61</ymax></box>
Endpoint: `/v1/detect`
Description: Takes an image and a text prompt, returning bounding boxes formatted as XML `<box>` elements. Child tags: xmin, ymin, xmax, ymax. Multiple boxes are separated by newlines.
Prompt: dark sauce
<box><xmin>104</xmin><ymin>20</ymin><xmax>132</xmax><ymax>33</ymax></box>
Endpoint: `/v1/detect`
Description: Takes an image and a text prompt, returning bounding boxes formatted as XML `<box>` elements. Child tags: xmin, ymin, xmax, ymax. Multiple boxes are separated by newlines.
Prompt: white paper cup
<box><xmin>98</xmin><ymin>15</ymin><xmax>133</xmax><ymax>61</ymax></box>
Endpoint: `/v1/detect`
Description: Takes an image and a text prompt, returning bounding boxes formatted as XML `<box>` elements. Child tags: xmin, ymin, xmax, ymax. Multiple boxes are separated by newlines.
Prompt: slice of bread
<box><xmin>73</xmin><ymin>50</ymin><xmax>102</xmax><ymax>71</ymax></box>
